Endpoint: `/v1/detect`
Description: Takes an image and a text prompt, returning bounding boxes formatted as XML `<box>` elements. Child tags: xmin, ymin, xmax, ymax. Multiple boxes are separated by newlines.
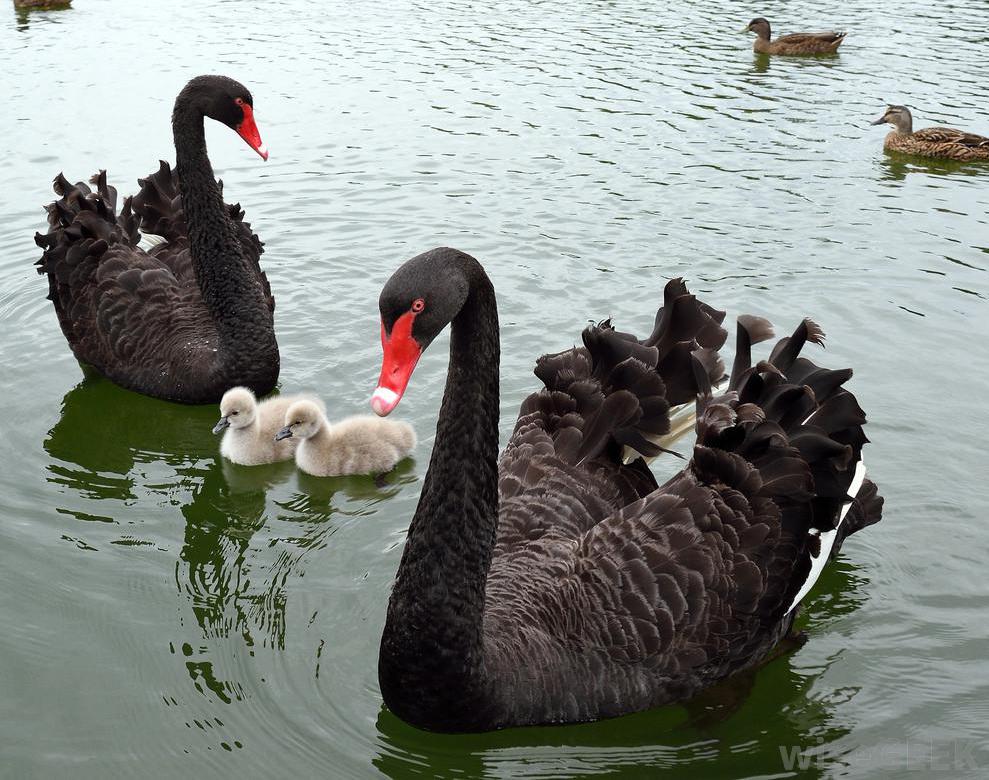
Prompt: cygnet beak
<box><xmin>212</xmin><ymin>417</ymin><xmax>230</xmax><ymax>434</ymax></box>
<box><xmin>274</xmin><ymin>426</ymin><xmax>293</xmax><ymax>442</ymax></box>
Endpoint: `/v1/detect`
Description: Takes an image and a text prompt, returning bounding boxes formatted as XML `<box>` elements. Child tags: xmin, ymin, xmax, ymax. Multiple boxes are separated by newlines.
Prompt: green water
<box><xmin>2</xmin><ymin>0</ymin><xmax>988</xmax><ymax>777</ymax></box>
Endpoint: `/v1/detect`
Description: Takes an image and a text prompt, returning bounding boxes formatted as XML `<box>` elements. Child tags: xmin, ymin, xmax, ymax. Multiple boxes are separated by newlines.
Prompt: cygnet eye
<box><xmin>231</xmin><ymin>410</ymin><xmax>239</xmax><ymax>416</ymax></box>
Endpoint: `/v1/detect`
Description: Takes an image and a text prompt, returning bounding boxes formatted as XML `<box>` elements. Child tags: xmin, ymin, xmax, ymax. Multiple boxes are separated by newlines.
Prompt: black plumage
<box><xmin>34</xmin><ymin>75</ymin><xmax>278</xmax><ymax>404</ymax></box>
<box><xmin>375</xmin><ymin>248</ymin><xmax>882</xmax><ymax>733</ymax></box>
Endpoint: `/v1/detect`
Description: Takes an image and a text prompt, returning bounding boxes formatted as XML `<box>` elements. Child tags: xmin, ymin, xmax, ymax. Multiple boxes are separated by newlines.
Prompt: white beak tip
<box><xmin>371</xmin><ymin>387</ymin><xmax>400</xmax><ymax>417</ymax></box>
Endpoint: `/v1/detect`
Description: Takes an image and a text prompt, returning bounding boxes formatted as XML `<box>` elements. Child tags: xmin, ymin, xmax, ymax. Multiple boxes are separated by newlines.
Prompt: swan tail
<box><xmin>522</xmin><ymin>279</ymin><xmax>727</xmax><ymax>467</ymax></box>
<box><xmin>644</xmin><ymin>278</ymin><xmax>728</xmax><ymax>405</ymax></box>
<box><xmin>836</xmin><ymin>477</ymin><xmax>883</xmax><ymax>543</ymax></box>
<box><xmin>130</xmin><ymin>160</ymin><xmax>187</xmax><ymax>243</ymax></box>
<box><xmin>689</xmin><ymin>317</ymin><xmax>881</xmax><ymax>616</ymax></box>
<box><xmin>35</xmin><ymin>172</ymin><xmax>140</xmax><ymax>340</ymax></box>
<box><xmin>130</xmin><ymin>160</ymin><xmax>266</xmax><ymax>266</ymax></box>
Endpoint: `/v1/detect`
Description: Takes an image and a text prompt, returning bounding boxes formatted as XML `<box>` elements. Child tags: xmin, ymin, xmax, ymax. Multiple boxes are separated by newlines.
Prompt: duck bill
<box><xmin>274</xmin><ymin>426</ymin><xmax>293</xmax><ymax>441</ymax></box>
<box><xmin>870</xmin><ymin>115</ymin><xmax>888</xmax><ymax>126</ymax></box>
<box><xmin>212</xmin><ymin>417</ymin><xmax>230</xmax><ymax>434</ymax></box>
<box><xmin>236</xmin><ymin>103</ymin><xmax>269</xmax><ymax>160</ymax></box>
<box><xmin>372</xmin><ymin>313</ymin><xmax>422</xmax><ymax>417</ymax></box>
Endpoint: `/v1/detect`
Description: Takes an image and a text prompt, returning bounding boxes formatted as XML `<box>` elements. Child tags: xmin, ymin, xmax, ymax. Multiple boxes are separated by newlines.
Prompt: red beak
<box><xmin>236</xmin><ymin>103</ymin><xmax>268</xmax><ymax>160</ymax></box>
<box><xmin>372</xmin><ymin>312</ymin><xmax>422</xmax><ymax>416</ymax></box>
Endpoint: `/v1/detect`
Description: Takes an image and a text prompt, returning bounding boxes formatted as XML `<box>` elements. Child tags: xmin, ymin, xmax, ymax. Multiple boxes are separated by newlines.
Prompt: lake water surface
<box><xmin>1</xmin><ymin>0</ymin><xmax>988</xmax><ymax>777</ymax></box>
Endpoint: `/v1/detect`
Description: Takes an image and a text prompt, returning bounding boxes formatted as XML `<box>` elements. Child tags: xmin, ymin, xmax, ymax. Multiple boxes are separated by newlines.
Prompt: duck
<box><xmin>275</xmin><ymin>400</ymin><xmax>416</xmax><ymax>477</ymax></box>
<box><xmin>213</xmin><ymin>387</ymin><xmax>323</xmax><ymax>466</ymax></box>
<box><xmin>871</xmin><ymin>105</ymin><xmax>989</xmax><ymax>161</ymax></box>
<box><xmin>371</xmin><ymin>247</ymin><xmax>882</xmax><ymax>733</ymax></box>
<box><xmin>14</xmin><ymin>0</ymin><xmax>71</xmax><ymax>8</ymax></box>
<box><xmin>742</xmin><ymin>18</ymin><xmax>845</xmax><ymax>55</ymax></box>
<box><xmin>35</xmin><ymin>75</ymin><xmax>278</xmax><ymax>404</ymax></box>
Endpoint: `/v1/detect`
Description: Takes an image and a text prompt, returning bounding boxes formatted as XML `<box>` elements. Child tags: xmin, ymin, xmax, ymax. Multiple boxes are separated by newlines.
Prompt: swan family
<box><xmin>215</xmin><ymin>387</ymin><xmax>415</xmax><ymax>475</ymax></box>
<box><xmin>37</xmin><ymin>41</ymin><xmax>954</xmax><ymax>731</ymax></box>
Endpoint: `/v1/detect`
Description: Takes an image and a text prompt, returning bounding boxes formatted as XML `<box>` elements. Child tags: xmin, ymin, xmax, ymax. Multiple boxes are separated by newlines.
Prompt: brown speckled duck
<box><xmin>743</xmin><ymin>18</ymin><xmax>845</xmax><ymax>55</ymax></box>
<box><xmin>871</xmin><ymin>105</ymin><xmax>989</xmax><ymax>162</ymax></box>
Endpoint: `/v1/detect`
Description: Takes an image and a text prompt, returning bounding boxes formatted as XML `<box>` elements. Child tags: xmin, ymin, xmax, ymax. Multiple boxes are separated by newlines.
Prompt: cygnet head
<box><xmin>274</xmin><ymin>400</ymin><xmax>325</xmax><ymax>442</ymax></box>
<box><xmin>213</xmin><ymin>386</ymin><xmax>258</xmax><ymax>433</ymax></box>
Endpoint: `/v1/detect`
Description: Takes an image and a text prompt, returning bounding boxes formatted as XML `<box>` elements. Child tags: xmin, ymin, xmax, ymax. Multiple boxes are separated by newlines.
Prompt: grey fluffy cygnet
<box><xmin>275</xmin><ymin>400</ymin><xmax>416</xmax><ymax>477</ymax></box>
<box><xmin>214</xmin><ymin>387</ymin><xmax>323</xmax><ymax>466</ymax></box>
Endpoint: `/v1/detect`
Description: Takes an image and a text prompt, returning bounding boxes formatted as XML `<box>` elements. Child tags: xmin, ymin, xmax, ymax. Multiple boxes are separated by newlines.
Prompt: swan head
<box><xmin>372</xmin><ymin>247</ymin><xmax>473</xmax><ymax>416</ymax></box>
<box><xmin>176</xmin><ymin>75</ymin><xmax>268</xmax><ymax>160</ymax></box>
<box><xmin>275</xmin><ymin>400</ymin><xmax>324</xmax><ymax>442</ymax></box>
<box><xmin>743</xmin><ymin>18</ymin><xmax>771</xmax><ymax>39</ymax></box>
<box><xmin>214</xmin><ymin>386</ymin><xmax>258</xmax><ymax>433</ymax></box>
<box><xmin>871</xmin><ymin>104</ymin><xmax>913</xmax><ymax>134</ymax></box>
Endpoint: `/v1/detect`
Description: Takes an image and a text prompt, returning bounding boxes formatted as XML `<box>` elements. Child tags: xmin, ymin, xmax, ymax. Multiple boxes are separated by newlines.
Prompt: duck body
<box><xmin>373</xmin><ymin>248</ymin><xmax>882</xmax><ymax>732</ymax></box>
<box><xmin>277</xmin><ymin>401</ymin><xmax>416</xmax><ymax>477</ymax></box>
<box><xmin>215</xmin><ymin>387</ymin><xmax>321</xmax><ymax>466</ymax></box>
<box><xmin>745</xmin><ymin>18</ymin><xmax>845</xmax><ymax>55</ymax></box>
<box><xmin>873</xmin><ymin>105</ymin><xmax>989</xmax><ymax>161</ymax></box>
<box><xmin>35</xmin><ymin>76</ymin><xmax>278</xmax><ymax>404</ymax></box>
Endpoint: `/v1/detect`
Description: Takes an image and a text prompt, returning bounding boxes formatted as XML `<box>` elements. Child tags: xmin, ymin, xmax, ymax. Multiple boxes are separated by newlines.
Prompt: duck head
<box><xmin>743</xmin><ymin>18</ymin><xmax>771</xmax><ymax>40</ymax></box>
<box><xmin>871</xmin><ymin>105</ymin><xmax>914</xmax><ymax>134</ymax></box>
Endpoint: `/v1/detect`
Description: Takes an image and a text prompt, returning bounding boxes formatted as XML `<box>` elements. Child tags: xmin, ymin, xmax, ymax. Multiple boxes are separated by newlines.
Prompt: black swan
<box><xmin>35</xmin><ymin>75</ymin><xmax>278</xmax><ymax>404</ymax></box>
<box><xmin>372</xmin><ymin>247</ymin><xmax>883</xmax><ymax>732</ymax></box>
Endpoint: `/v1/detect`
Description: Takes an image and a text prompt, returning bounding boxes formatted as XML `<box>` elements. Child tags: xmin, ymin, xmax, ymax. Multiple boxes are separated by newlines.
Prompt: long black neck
<box><xmin>378</xmin><ymin>262</ymin><xmax>501</xmax><ymax>731</ymax></box>
<box><xmin>171</xmin><ymin>101</ymin><xmax>277</xmax><ymax>364</ymax></box>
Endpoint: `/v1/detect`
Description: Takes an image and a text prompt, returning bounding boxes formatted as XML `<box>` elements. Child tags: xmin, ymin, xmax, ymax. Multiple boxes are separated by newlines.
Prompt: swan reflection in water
<box><xmin>372</xmin><ymin>556</ymin><xmax>862</xmax><ymax>780</ymax></box>
<box><xmin>43</xmin><ymin>378</ymin><xmax>414</xmax><ymax>703</ymax></box>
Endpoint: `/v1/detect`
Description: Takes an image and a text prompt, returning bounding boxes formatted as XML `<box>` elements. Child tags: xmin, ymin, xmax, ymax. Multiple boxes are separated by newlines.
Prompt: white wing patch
<box><xmin>784</xmin><ymin>458</ymin><xmax>866</xmax><ymax>615</ymax></box>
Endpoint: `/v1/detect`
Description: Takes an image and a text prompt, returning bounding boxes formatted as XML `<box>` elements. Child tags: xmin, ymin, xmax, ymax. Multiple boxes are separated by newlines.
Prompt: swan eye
<box><xmin>411</xmin><ymin>298</ymin><xmax>425</xmax><ymax>313</ymax></box>
<box><xmin>235</xmin><ymin>97</ymin><xmax>245</xmax><ymax>106</ymax></box>
<box><xmin>231</xmin><ymin>411</ymin><xmax>238</xmax><ymax>416</ymax></box>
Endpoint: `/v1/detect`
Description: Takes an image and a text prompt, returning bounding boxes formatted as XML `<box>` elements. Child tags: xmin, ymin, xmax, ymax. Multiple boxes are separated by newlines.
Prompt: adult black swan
<box><xmin>372</xmin><ymin>247</ymin><xmax>882</xmax><ymax>732</ymax></box>
<box><xmin>35</xmin><ymin>75</ymin><xmax>278</xmax><ymax>404</ymax></box>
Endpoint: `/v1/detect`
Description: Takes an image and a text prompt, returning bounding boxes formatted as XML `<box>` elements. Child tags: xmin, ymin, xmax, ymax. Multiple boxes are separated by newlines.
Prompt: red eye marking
<box><xmin>235</xmin><ymin>97</ymin><xmax>245</xmax><ymax>106</ymax></box>
<box><xmin>411</xmin><ymin>298</ymin><xmax>425</xmax><ymax>313</ymax></box>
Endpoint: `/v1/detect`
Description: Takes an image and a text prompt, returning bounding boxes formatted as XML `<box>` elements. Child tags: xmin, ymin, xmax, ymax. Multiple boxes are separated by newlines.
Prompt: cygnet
<box><xmin>214</xmin><ymin>387</ymin><xmax>323</xmax><ymax>466</ymax></box>
<box><xmin>275</xmin><ymin>400</ymin><xmax>416</xmax><ymax>476</ymax></box>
